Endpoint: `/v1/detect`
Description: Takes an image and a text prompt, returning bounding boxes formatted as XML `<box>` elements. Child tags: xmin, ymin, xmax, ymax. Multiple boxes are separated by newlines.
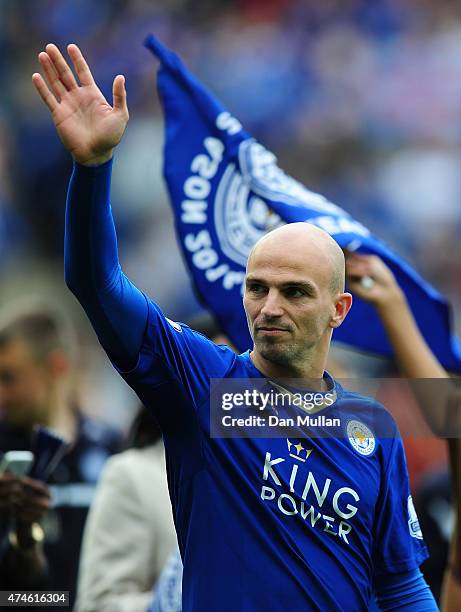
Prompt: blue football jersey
<box><xmin>116</xmin><ymin>298</ymin><xmax>428</xmax><ymax>612</ymax></box>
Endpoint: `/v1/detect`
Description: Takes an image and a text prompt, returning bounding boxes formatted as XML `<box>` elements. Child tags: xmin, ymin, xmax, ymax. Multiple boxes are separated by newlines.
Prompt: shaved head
<box><xmin>247</xmin><ymin>223</ymin><xmax>345</xmax><ymax>296</ymax></box>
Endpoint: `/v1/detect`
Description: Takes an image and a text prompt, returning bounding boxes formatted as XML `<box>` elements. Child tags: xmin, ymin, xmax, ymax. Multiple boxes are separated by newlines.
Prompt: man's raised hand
<box><xmin>32</xmin><ymin>44</ymin><xmax>129</xmax><ymax>166</ymax></box>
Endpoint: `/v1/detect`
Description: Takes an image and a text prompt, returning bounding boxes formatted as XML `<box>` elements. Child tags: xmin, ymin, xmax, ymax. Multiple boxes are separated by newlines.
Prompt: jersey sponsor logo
<box><xmin>260</xmin><ymin>443</ymin><xmax>360</xmax><ymax>545</ymax></box>
<box><xmin>346</xmin><ymin>420</ymin><xmax>376</xmax><ymax>457</ymax></box>
<box><xmin>407</xmin><ymin>495</ymin><xmax>423</xmax><ymax>539</ymax></box>
<box><xmin>165</xmin><ymin>318</ymin><xmax>182</xmax><ymax>332</ymax></box>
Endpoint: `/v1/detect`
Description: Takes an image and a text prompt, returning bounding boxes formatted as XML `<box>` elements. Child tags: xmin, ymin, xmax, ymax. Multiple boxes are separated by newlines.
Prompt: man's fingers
<box><xmin>67</xmin><ymin>43</ymin><xmax>95</xmax><ymax>86</ymax></box>
<box><xmin>15</xmin><ymin>495</ymin><xmax>51</xmax><ymax>523</ymax></box>
<box><xmin>16</xmin><ymin>496</ymin><xmax>51</xmax><ymax>512</ymax></box>
<box><xmin>38</xmin><ymin>51</ymin><xmax>67</xmax><ymax>101</ymax></box>
<box><xmin>112</xmin><ymin>75</ymin><xmax>128</xmax><ymax>115</ymax></box>
<box><xmin>32</xmin><ymin>73</ymin><xmax>58</xmax><ymax>112</ymax></box>
<box><xmin>347</xmin><ymin>275</ymin><xmax>364</xmax><ymax>288</ymax></box>
<box><xmin>346</xmin><ymin>261</ymin><xmax>370</xmax><ymax>278</ymax></box>
<box><xmin>45</xmin><ymin>43</ymin><xmax>78</xmax><ymax>91</ymax></box>
<box><xmin>21</xmin><ymin>477</ymin><xmax>50</xmax><ymax>498</ymax></box>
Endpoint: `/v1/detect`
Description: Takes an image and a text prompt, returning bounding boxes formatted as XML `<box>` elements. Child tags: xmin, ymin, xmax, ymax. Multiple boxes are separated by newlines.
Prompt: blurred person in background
<box><xmin>76</xmin><ymin>404</ymin><xmax>176</xmax><ymax>612</ymax></box>
<box><xmin>0</xmin><ymin>304</ymin><xmax>121</xmax><ymax>607</ymax></box>
<box><xmin>414</xmin><ymin>460</ymin><xmax>452</xmax><ymax>602</ymax></box>
<box><xmin>0</xmin><ymin>470</ymin><xmax>51</xmax><ymax>590</ymax></box>
<box><xmin>346</xmin><ymin>252</ymin><xmax>461</xmax><ymax>610</ymax></box>
<box><xmin>148</xmin><ymin>546</ymin><xmax>182</xmax><ymax>612</ymax></box>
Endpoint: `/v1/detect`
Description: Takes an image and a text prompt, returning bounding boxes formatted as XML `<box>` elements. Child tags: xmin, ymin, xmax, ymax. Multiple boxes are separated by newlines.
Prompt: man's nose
<box><xmin>260</xmin><ymin>289</ymin><xmax>284</xmax><ymax>318</ymax></box>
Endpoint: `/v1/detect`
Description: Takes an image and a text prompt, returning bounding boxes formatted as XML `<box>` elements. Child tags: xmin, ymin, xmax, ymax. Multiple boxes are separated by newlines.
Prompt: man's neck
<box><xmin>249</xmin><ymin>350</ymin><xmax>329</xmax><ymax>391</ymax></box>
<box><xmin>40</xmin><ymin>387</ymin><xmax>78</xmax><ymax>443</ymax></box>
<box><xmin>50</xmin><ymin>404</ymin><xmax>77</xmax><ymax>443</ymax></box>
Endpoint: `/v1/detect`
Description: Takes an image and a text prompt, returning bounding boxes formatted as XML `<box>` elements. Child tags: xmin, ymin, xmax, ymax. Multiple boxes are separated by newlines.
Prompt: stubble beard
<box><xmin>255</xmin><ymin>335</ymin><xmax>300</xmax><ymax>369</ymax></box>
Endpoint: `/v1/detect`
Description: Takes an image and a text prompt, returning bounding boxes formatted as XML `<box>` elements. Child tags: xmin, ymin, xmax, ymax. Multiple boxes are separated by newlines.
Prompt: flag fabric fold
<box><xmin>145</xmin><ymin>34</ymin><xmax>461</xmax><ymax>373</ymax></box>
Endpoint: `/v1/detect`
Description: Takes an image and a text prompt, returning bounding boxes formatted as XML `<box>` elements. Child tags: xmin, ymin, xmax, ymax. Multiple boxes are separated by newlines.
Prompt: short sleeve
<box><xmin>373</xmin><ymin>435</ymin><xmax>429</xmax><ymax>575</ymax></box>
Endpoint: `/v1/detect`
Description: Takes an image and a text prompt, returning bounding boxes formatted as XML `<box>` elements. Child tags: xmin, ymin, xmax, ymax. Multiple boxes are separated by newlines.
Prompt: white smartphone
<box><xmin>0</xmin><ymin>450</ymin><xmax>34</xmax><ymax>477</ymax></box>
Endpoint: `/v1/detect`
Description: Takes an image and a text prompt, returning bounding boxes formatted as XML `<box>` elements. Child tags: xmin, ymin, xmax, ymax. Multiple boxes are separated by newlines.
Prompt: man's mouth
<box><xmin>256</xmin><ymin>327</ymin><xmax>289</xmax><ymax>336</ymax></box>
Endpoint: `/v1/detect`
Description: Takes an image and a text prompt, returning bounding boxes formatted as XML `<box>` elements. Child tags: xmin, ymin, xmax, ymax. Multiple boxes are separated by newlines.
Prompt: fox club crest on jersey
<box><xmin>346</xmin><ymin>420</ymin><xmax>376</xmax><ymax>457</ymax></box>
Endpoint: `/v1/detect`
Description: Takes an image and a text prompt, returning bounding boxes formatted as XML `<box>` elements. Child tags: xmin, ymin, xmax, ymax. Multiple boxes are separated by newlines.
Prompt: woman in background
<box><xmin>76</xmin><ymin>405</ymin><xmax>176</xmax><ymax>612</ymax></box>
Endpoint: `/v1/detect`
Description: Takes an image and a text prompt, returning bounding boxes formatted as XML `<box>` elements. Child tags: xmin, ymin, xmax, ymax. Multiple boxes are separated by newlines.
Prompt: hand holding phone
<box><xmin>0</xmin><ymin>451</ymin><xmax>34</xmax><ymax>477</ymax></box>
<box><xmin>14</xmin><ymin>476</ymin><xmax>51</xmax><ymax>526</ymax></box>
<box><xmin>0</xmin><ymin>472</ymin><xmax>20</xmax><ymax>513</ymax></box>
<box><xmin>0</xmin><ymin>452</ymin><xmax>51</xmax><ymax>529</ymax></box>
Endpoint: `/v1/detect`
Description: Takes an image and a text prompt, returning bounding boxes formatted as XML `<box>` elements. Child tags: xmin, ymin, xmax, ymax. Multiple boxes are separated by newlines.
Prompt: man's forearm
<box><xmin>376</xmin><ymin>291</ymin><xmax>447</xmax><ymax>379</ymax></box>
<box><xmin>441</xmin><ymin>566</ymin><xmax>461</xmax><ymax>612</ymax></box>
<box><xmin>374</xmin><ymin>568</ymin><xmax>438</xmax><ymax>611</ymax></box>
<box><xmin>376</xmin><ymin>291</ymin><xmax>455</xmax><ymax>435</ymax></box>
<box><xmin>64</xmin><ymin>160</ymin><xmax>118</xmax><ymax>296</ymax></box>
<box><xmin>64</xmin><ymin>159</ymin><xmax>148</xmax><ymax>369</ymax></box>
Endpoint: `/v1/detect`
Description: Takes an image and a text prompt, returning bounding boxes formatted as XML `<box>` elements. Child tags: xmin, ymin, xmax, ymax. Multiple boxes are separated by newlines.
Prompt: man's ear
<box><xmin>330</xmin><ymin>292</ymin><xmax>353</xmax><ymax>329</ymax></box>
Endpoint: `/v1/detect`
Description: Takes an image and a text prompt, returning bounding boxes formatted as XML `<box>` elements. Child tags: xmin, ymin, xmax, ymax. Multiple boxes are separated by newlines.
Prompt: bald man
<box><xmin>33</xmin><ymin>44</ymin><xmax>437</xmax><ymax>611</ymax></box>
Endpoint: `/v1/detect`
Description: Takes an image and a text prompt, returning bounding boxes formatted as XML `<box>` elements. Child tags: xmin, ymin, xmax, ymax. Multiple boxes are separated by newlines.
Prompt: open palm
<box><xmin>32</xmin><ymin>44</ymin><xmax>128</xmax><ymax>166</ymax></box>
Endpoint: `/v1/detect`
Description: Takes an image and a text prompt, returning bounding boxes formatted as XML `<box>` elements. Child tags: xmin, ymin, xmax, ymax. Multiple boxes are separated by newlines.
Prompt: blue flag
<box><xmin>145</xmin><ymin>34</ymin><xmax>461</xmax><ymax>373</ymax></box>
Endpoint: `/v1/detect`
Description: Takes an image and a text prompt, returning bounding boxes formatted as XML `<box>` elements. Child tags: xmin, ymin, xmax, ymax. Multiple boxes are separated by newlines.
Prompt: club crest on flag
<box><xmin>214</xmin><ymin>164</ymin><xmax>282</xmax><ymax>267</ymax></box>
<box><xmin>239</xmin><ymin>139</ymin><xmax>342</xmax><ymax>215</ymax></box>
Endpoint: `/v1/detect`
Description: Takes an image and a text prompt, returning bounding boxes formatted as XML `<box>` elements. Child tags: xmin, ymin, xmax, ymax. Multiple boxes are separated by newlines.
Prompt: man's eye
<box><xmin>284</xmin><ymin>287</ymin><xmax>304</xmax><ymax>298</ymax></box>
<box><xmin>248</xmin><ymin>284</ymin><xmax>265</xmax><ymax>294</ymax></box>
